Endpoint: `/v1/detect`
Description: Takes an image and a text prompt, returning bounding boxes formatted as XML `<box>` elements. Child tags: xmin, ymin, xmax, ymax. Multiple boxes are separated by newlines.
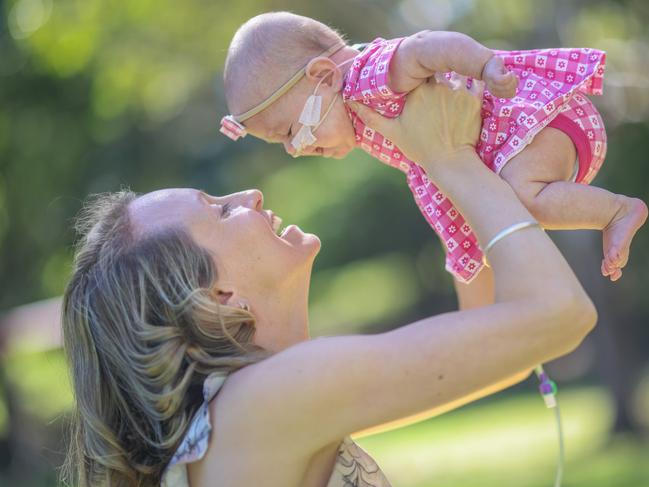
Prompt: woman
<box><xmin>60</xmin><ymin>81</ymin><xmax>597</xmax><ymax>487</ymax></box>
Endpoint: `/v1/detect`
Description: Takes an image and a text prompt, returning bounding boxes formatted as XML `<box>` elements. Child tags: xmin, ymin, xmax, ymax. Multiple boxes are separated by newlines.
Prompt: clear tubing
<box><xmin>534</xmin><ymin>365</ymin><xmax>564</xmax><ymax>487</ymax></box>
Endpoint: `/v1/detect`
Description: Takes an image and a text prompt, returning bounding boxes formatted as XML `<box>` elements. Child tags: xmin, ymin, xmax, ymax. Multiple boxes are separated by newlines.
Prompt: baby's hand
<box><xmin>482</xmin><ymin>56</ymin><xmax>519</xmax><ymax>99</ymax></box>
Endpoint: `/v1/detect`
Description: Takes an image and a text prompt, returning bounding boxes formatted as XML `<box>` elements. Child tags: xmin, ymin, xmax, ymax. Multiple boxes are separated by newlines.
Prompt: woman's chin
<box><xmin>300</xmin><ymin>231</ymin><xmax>321</xmax><ymax>258</ymax></box>
<box><xmin>281</xmin><ymin>225</ymin><xmax>321</xmax><ymax>254</ymax></box>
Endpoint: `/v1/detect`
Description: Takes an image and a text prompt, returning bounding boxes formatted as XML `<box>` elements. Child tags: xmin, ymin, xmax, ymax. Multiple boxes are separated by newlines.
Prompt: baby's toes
<box><xmin>610</xmin><ymin>268</ymin><xmax>623</xmax><ymax>282</ymax></box>
<box><xmin>606</xmin><ymin>247</ymin><xmax>622</xmax><ymax>269</ymax></box>
<box><xmin>601</xmin><ymin>259</ymin><xmax>611</xmax><ymax>277</ymax></box>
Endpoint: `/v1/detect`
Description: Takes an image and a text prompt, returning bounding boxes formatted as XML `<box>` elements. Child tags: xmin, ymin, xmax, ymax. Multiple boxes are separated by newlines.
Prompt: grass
<box><xmin>355</xmin><ymin>386</ymin><xmax>649</xmax><ymax>487</ymax></box>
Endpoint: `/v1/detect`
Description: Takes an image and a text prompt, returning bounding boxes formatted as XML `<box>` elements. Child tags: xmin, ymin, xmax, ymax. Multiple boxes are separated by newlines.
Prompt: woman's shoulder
<box><xmin>183</xmin><ymin>363</ymin><xmax>327</xmax><ymax>486</ymax></box>
<box><xmin>166</xmin><ymin>352</ymin><xmax>395</xmax><ymax>486</ymax></box>
<box><xmin>162</xmin><ymin>368</ymin><xmax>289</xmax><ymax>485</ymax></box>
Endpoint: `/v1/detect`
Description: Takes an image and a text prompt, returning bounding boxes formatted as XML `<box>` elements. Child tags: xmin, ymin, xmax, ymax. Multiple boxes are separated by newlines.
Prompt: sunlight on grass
<box><xmin>356</xmin><ymin>386</ymin><xmax>649</xmax><ymax>487</ymax></box>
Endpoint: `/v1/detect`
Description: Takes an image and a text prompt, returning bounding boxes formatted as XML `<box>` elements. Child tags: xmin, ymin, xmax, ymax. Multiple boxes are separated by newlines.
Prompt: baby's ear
<box><xmin>305</xmin><ymin>56</ymin><xmax>341</xmax><ymax>88</ymax></box>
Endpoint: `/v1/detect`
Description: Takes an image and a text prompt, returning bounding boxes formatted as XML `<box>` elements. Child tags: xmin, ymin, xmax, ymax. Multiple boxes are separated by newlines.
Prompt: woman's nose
<box><xmin>243</xmin><ymin>189</ymin><xmax>263</xmax><ymax>210</ymax></box>
<box><xmin>222</xmin><ymin>190</ymin><xmax>263</xmax><ymax>211</ymax></box>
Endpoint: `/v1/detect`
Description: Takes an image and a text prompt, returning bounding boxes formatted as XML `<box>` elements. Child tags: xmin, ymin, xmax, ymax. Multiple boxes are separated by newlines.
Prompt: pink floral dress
<box><xmin>343</xmin><ymin>38</ymin><xmax>607</xmax><ymax>283</ymax></box>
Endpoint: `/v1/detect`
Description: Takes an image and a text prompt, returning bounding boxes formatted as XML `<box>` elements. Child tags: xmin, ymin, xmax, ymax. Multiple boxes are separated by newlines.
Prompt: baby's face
<box><xmin>244</xmin><ymin>78</ymin><xmax>357</xmax><ymax>159</ymax></box>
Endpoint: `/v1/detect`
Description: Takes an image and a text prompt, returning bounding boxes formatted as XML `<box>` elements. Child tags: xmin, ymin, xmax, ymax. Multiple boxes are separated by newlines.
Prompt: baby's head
<box><xmin>223</xmin><ymin>12</ymin><xmax>357</xmax><ymax>158</ymax></box>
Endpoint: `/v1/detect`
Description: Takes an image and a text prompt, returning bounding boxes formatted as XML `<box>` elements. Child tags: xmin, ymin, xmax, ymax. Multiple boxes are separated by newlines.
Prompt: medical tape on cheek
<box><xmin>291</xmin><ymin>95</ymin><xmax>339</xmax><ymax>156</ymax></box>
<box><xmin>291</xmin><ymin>125</ymin><xmax>317</xmax><ymax>151</ymax></box>
<box><xmin>298</xmin><ymin>95</ymin><xmax>323</xmax><ymax>126</ymax></box>
<box><xmin>292</xmin><ymin>73</ymin><xmax>340</xmax><ymax>151</ymax></box>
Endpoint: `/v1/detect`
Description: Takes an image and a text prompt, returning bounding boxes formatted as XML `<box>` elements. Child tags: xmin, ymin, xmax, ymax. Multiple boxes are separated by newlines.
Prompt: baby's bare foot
<box><xmin>602</xmin><ymin>196</ymin><xmax>648</xmax><ymax>281</ymax></box>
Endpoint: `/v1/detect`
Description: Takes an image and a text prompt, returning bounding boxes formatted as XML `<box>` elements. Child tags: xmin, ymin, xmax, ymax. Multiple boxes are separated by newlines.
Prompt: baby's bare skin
<box><xmin>499</xmin><ymin>127</ymin><xmax>647</xmax><ymax>281</ymax></box>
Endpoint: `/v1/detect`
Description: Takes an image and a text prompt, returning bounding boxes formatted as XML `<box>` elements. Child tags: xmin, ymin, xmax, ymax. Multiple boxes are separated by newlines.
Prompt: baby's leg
<box><xmin>500</xmin><ymin>127</ymin><xmax>647</xmax><ymax>281</ymax></box>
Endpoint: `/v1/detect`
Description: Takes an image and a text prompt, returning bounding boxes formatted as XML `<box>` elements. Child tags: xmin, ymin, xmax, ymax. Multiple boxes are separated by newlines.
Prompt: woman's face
<box><xmin>129</xmin><ymin>188</ymin><xmax>321</xmax><ymax>299</ymax></box>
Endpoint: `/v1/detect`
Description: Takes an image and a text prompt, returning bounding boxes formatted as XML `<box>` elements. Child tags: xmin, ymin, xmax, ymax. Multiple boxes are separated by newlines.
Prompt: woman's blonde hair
<box><xmin>60</xmin><ymin>190</ymin><xmax>270</xmax><ymax>486</ymax></box>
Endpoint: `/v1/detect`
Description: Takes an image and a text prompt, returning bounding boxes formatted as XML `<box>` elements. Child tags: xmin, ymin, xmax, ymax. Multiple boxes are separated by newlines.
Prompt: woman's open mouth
<box><xmin>268</xmin><ymin>211</ymin><xmax>286</xmax><ymax>237</ymax></box>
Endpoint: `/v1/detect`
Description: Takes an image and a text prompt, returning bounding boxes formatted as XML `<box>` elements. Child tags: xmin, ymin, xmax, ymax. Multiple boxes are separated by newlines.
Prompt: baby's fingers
<box><xmin>504</xmin><ymin>71</ymin><xmax>519</xmax><ymax>90</ymax></box>
<box><xmin>494</xmin><ymin>70</ymin><xmax>517</xmax><ymax>85</ymax></box>
<box><xmin>489</xmin><ymin>74</ymin><xmax>518</xmax><ymax>98</ymax></box>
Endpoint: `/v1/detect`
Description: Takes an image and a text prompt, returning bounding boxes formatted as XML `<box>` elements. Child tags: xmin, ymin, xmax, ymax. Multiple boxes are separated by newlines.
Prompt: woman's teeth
<box><xmin>271</xmin><ymin>215</ymin><xmax>284</xmax><ymax>235</ymax></box>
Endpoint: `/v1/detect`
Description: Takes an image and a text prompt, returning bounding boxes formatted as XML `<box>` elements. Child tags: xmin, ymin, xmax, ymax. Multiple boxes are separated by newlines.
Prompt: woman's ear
<box><xmin>212</xmin><ymin>288</ymin><xmax>233</xmax><ymax>305</ymax></box>
<box><xmin>305</xmin><ymin>57</ymin><xmax>342</xmax><ymax>90</ymax></box>
<box><xmin>211</xmin><ymin>287</ymin><xmax>251</xmax><ymax>311</ymax></box>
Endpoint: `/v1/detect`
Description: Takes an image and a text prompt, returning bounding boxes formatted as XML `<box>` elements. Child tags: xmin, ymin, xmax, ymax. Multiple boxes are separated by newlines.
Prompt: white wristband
<box><xmin>482</xmin><ymin>221</ymin><xmax>542</xmax><ymax>266</ymax></box>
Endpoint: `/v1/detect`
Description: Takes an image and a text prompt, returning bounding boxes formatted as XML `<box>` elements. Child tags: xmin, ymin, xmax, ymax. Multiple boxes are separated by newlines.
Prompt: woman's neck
<box><xmin>249</xmin><ymin>279</ymin><xmax>311</xmax><ymax>353</ymax></box>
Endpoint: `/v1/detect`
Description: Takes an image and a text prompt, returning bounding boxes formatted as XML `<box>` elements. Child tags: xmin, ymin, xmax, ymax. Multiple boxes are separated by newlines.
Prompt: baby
<box><xmin>220</xmin><ymin>12</ymin><xmax>647</xmax><ymax>284</ymax></box>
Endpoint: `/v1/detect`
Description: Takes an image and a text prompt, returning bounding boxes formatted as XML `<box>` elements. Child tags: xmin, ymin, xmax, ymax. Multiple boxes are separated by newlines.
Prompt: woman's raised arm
<box><xmin>212</xmin><ymin>81</ymin><xmax>597</xmax><ymax>461</ymax></box>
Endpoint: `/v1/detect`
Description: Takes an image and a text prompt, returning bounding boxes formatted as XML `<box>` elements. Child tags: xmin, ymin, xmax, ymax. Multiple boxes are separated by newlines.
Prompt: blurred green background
<box><xmin>0</xmin><ymin>0</ymin><xmax>648</xmax><ymax>485</ymax></box>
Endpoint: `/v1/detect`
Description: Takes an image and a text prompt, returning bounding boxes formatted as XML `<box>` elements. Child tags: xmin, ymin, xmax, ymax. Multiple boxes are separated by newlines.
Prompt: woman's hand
<box><xmin>349</xmin><ymin>79</ymin><xmax>483</xmax><ymax>170</ymax></box>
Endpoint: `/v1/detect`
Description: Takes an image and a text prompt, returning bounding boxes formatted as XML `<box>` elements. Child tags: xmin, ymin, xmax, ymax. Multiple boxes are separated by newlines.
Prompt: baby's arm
<box><xmin>389</xmin><ymin>31</ymin><xmax>518</xmax><ymax>98</ymax></box>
